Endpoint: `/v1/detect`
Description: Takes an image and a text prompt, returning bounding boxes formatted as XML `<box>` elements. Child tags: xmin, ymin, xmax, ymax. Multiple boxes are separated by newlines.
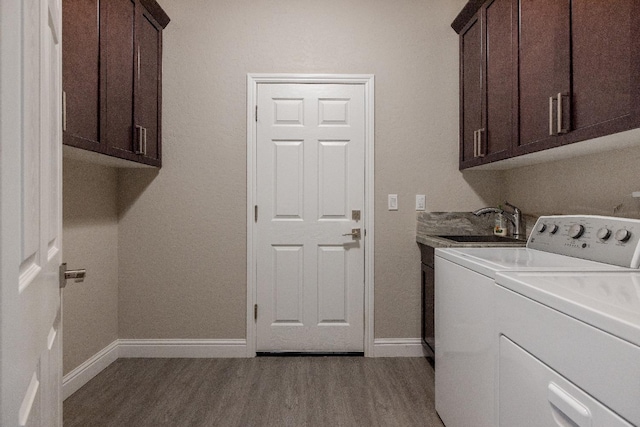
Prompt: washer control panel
<box><xmin>527</xmin><ymin>215</ymin><xmax>640</xmax><ymax>268</ymax></box>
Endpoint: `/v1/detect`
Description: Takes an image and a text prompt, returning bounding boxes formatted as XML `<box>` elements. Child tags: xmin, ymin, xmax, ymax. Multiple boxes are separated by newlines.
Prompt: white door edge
<box><xmin>246</xmin><ymin>73</ymin><xmax>375</xmax><ymax>357</ymax></box>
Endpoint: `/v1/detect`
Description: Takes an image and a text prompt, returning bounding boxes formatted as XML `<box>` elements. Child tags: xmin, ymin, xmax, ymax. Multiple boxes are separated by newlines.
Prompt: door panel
<box><xmin>104</xmin><ymin>0</ymin><xmax>135</xmax><ymax>153</ymax></box>
<box><xmin>273</xmin><ymin>140</ymin><xmax>303</xmax><ymax>218</ymax></box>
<box><xmin>518</xmin><ymin>0</ymin><xmax>570</xmax><ymax>149</ymax></box>
<box><xmin>1</xmin><ymin>0</ymin><xmax>63</xmax><ymax>424</ymax></box>
<box><xmin>61</xmin><ymin>0</ymin><xmax>100</xmax><ymax>147</ymax></box>
<box><xmin>460</xmin><ymin>16</ymin><xmax>482</xmax><ymax>164</ymax></box>
<box><xmin>572</xmin><ymin>0</ymin><xmax>632</xmax><ymax>131</ymax></box>
<box><xmin>317</xmin><ymin>246</ymin><xmax>348</xmax><ymax>323</ymax></box>
<box><xmin>256</xmin><ymin>84</ymin><xmax>365</xmax><ymax>352</ymax></box>
<box><xmin>484</xmin><ymin>0</ymin><xmax>514</xmax><ymax>156</ymax></box>
<box><xmin>272</xmin><ymin>245</ymin><xmax>304</xmax><ymax>324</ymax></box>
<box><xmin>319</xmin><ymin>141</ymin><xmax>348</xmax><ymax>218</ymax></box>
<box><xmin>137</xmin><ymin>9</ymin><xmax>161</xmax><ymax>160</ymax></box>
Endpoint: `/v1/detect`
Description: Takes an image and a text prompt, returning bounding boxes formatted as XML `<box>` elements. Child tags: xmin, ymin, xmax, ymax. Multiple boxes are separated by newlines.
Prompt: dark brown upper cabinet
<box><xmin>453</xmin><ymin>0</ymin><xmax>640</xmax><ymax>170</ymax></box>
<box><xmin>62</xmin><ymin>0</ymin><xmax>101</xmax><ymax>152</ymax></box>
<box><xmin>458</xmin><ymin>0</ymin><xmax>516</xmax><ymax>169</ymax></box>
<box><xmin>62</xmin><ymin>0</ymin><xmax>169</xmax><ymax>167</ymax></box>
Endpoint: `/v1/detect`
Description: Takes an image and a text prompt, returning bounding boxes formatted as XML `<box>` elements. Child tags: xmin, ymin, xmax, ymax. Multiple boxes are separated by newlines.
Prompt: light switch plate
<box><xmin>388</xmin><ymin>194</ymin><xmax>398</xmax><ymax>211</ymax></box>
<box><xmin>416</xmin><ymin>195</ymin><xmax>426</xmax><ymax>211</ymax></box>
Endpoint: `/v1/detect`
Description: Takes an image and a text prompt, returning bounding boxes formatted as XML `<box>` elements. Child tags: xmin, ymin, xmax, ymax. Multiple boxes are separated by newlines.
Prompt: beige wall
<box><xmin>504</xmin><ymin>146</ymin><xmax>640</xmax><ymax>219</ymax></box>
<box><xmin>63</xmin><ymin>2</ymin><xmax>640</xmax><ymax>370</ymax></box>
<box><xmin>62</xmin><ymin>158</ymin><xmax>119</xmax><ymax>375</ymax></box>
<box><xmin>116</xmin><ymin>0</ymin><xmax>503</xmax><ymax>340</ymax></box>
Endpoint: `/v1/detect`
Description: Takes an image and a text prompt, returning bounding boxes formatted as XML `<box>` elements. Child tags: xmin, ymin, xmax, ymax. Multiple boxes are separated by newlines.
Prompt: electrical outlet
<box><xmin>416</xmin><ymin>195</ymin><xmax>426</xmax><ymax>211</ymax></box>
<box><xmin>388</xmin><ymin>194</ymin><xmax>398</xmax><ymax>211</ymax></box>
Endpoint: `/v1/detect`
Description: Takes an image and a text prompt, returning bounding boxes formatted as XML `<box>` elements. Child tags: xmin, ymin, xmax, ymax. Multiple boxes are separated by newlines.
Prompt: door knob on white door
<box><xmin>342</xmin><ymin>228</ymin><xmax>361</xmax><ymax>240</ymax></box>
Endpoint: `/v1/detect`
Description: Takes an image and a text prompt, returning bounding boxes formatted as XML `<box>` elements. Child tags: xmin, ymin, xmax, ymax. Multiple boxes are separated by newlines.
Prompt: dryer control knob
<box><xmin>597</xmin><ymin>227</ymin><xmax>612</xmax><ymax>240</ymax></box>
<box><xmin>568</xmin><ymin>224</ymin><xmax>585</xmax><ymax>239</ymax></box>
<box><xmin>537</xmin><ymin>223</ymin><xmax>547</xmax><ymax>233</ymax></box>
<box><xmin>615</xmin><ymin>229</ymin><xmax>632</xmax><ymax>242</ymax></box>
<box><xmin>549</xmin><ymin>224</ymin><xmax>559</xmax><ymax>234</ymax></box>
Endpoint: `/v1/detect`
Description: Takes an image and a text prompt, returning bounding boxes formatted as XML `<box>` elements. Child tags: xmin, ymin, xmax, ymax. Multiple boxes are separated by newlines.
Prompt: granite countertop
<box><xmin>416</xmin><ymin>212</ymin><xmax>531</xmax><ymax>249</ymax></box>
<box><xmin>416</xmin><ymin>234</ymin><xmax>526</xmax><ymax>248</ymax></box>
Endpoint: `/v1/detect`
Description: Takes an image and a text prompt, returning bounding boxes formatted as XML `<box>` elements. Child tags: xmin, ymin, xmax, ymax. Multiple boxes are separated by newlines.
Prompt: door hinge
<box><xmin>254</xmin><ymin>304</ymin><xmax>258</xmax><ymax>320</ymax></box>
<box><xmin>255</xmin><ymin>105</ymin><xmax>258</xmax><ymax>122</ymax></box>
<box><xmin>254</xmin><ymin>205</ymin><xmax>258</xmax><ymax>222</ymax></box>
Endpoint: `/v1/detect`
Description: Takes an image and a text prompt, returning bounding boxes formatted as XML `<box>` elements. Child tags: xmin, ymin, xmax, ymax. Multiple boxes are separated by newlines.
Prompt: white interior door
<box><xmin>0</xmin><ymin>0</ymin><xmax>63</xmax><ymax>424</ymax></box>
<box><xmin>256</xmin><ymin>83</ymin><xmax>365</xmax><ymax>352</ymax></box>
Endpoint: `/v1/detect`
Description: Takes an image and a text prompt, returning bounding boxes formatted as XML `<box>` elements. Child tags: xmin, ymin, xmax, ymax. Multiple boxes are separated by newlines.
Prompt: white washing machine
<box><xmin>434</xmin><ymin>215</ymin><xmax>640</xmax><ymax>427</ymax></box>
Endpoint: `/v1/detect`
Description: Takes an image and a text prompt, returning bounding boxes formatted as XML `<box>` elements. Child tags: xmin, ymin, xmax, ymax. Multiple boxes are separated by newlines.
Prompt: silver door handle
<box><xmin>342</xmin><ymin>228</ymin><xmax>361</xmax><ymax>240</ymax></box>
<box><xmin>59</xmin><ymin>263</ymin><xmax>87</xmax><ymax>288</ymax></box>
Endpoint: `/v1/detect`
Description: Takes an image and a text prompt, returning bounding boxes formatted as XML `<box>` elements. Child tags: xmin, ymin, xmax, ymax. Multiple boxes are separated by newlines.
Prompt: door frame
<box><xmin>246</xmin><ymin>74</ymin><xmax>375</xmax><ymax>357</ymax></box>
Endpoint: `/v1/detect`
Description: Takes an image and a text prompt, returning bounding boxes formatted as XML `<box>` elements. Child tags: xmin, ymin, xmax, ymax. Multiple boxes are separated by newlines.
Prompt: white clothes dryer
<box><xmin>495</xmin><ymin>270</ymin><xmax>640</xmax><ymax>426</ymax></box>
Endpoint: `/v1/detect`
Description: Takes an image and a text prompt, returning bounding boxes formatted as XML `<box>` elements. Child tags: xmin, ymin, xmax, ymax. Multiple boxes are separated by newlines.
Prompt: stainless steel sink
<box><xmin>437</xmin><ymin>235</ymin><xmax>524</xmax><ymax>243</ymax></box>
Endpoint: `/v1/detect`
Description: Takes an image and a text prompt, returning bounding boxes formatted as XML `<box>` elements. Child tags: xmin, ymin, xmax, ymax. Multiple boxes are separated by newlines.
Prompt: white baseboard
<box><xmin>118</xmin><ymin>339</ymin><xmax>247</xmax><ymax>358</ymax></box>
<box><xmin>63</xmin><ymin>339</ymin><xmax>247</xmax><ymax>400</ymax></box>
<box><xmin>63</xmin><ymin>340</ymin><xmax>119</xmax><ymax>400</ymax></box>
<box><xmin>373</xmin><ymin>338</ymin><xmax>430</xmax><ymax>357</ymax></box>
<box><xmin>64</xmin><ymin>338</ymin><xmax>423</xmax><ymax>399</ymax></box>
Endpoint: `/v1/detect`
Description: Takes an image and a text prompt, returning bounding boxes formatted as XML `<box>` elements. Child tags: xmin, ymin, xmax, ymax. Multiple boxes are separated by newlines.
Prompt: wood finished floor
<box><xmin>64</xmin><ymin>357</ymin><xmax>444</xmax><ymax>427</ymax></box>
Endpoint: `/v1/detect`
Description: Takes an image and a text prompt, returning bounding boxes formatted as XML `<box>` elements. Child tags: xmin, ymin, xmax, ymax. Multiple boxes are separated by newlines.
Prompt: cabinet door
<box><xmin>421</xmin><ymin>263</ymin><xmax>435</xmax><ymax>354</ymax></box>
<box><xmin>571</xmin><ymin>0</ymin><xmax>634</xmax><ymax>139</ymax></box>
<box><xmin>136</xmin><ymin>6</ymin><xmax>163</xmax><ymax>163</ymax></box>
<box><xmin>517</xmin><ymin>0</ymin><xmax>571</xmax><ymax>153</ymax></box>
<box><xmin>62</xmin><ymin>0</ymin><xmax>101</xmax><ymax>149</ymax></box>
<box><xmin>459</xmin><ymin>0</ymin><xmax>515</xmax><ymax>169</ymax></box>
<box><xmin>482</xmin><ymin>0</ymin><xmax>515</xmax><ymax>159</ymax></box>
<box><xmin>103</xmin><ymin>0</ymin><xmax>136</xmax><ymax>154</ymax></box>
<box><xmin>459</xmin><ymin>15</ymin><xmax>482</xmax><ymax>166</ymax></box>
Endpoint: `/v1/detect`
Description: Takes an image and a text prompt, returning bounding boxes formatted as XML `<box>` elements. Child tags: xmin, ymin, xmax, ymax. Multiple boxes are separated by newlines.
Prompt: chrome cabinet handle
<box><xmin>143</xmin><ymin>127</ymin><xmax>147</xmax><ymax>156</ymax></box>
<box><xmin>549</xmin><ymin>96</ymin><xmax>554</xmax><ymax>136</ymax></box>
<box><xmin>557</xmin><ymin>92</ymin><xmax>569</xmax><ymax>134</ymax></box>
<box><xmin>477</xmin><ymin>128</ymin><xmax>485</xmax><ymax>157</ymax></box>
<box><xmin>473</xmin><ymin>130</ymin><xmax>478</xmax><ymax>158</ymax></box>
<box><xmin>135</xmin><ymin>125</ymin><xmax>144</xmax><ymax>154</ymax></box>
<box><xmin>137</xmin><ymin>46</ymin><xmax>141</xmax><ymax>80</ymax></box>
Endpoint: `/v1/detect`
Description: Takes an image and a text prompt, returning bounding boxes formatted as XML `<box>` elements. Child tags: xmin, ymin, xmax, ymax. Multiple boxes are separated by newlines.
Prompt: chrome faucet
<box><xmin>473</xmin><ymin>202</ymin><xmax>523</xmax><ymax>239</ymax></box>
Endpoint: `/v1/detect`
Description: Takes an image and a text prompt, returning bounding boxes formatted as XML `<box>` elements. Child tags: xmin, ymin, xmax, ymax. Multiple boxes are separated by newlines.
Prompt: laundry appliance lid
<box><xmin>496</xmin><ymin>270</ymin><xmax>640</xmax><ymax>348</ymax></box>
<box><xmin>436</xmin><ymin>247</ymin><xmax>626</xmax><ymax>279</ymax></box>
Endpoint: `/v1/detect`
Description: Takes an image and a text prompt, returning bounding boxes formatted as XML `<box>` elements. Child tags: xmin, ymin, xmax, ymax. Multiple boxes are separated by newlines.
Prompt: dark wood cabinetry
<box><xmin>454</xmin><ymin>0</ymin><xmax>640</xmax><ymax>169</ymax></box>
<box><xmin>459</xmin><ymin>0</ymin><xmax>516</xmax><ymax>168</ymax></box>
<box><xmin>565</xmin><ymin>1</ymin><xmax>637</xmax><ymax>142</ymax></box>
<box><xmin>419</xmin><ymin>244</ymin><xmax>435</xmax><ymax>356</ymax></box>
<box><xmin>517</xmin><ymin>0</ymin><xmax>571</xmax><ymax>152</ymax></box>
<box><xmin>136</xmin><ymin>6</ymin><xmax>164</xmax><ymax>161</ymax></box>
<box><xmin>460</xmin><ymin>14</ymin><xmax>482</xmax><ymax>165</ymax></box>
<box><xmin>62</xmin><ymin>0</ymin><xmax>101</xmax><ymax>151</ymax></box>
<box><xmin>62</xmin><ymin>0</ymin><xmax>169</xmax><ymax>167</ymax></box>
